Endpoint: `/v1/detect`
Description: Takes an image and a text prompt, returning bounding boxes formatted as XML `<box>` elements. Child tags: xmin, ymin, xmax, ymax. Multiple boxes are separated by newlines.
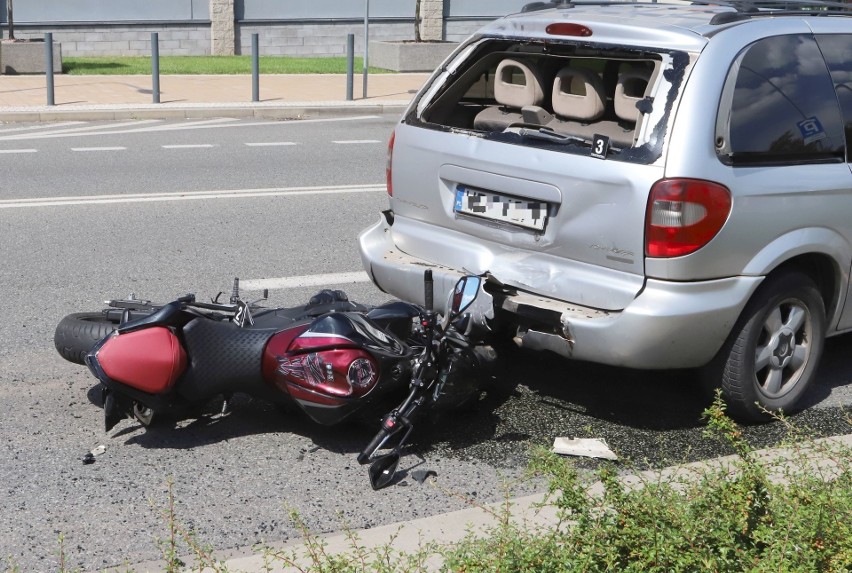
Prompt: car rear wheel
<box><xmin>711</xmin><ymin>270</ymin><xmax>825</xmax><ymax>422</ymax></box>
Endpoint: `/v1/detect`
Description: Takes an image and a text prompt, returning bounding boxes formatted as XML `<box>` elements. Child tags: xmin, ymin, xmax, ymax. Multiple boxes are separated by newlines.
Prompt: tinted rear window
<box><xmin>717</xmin><ymin>34</ymin><xmax>845</xmax><ymax>165</ymax></box>
<box><xmin>815</xmin><ymin>34</ymin><xmax>852</xmax><ymax>162</ymax></box>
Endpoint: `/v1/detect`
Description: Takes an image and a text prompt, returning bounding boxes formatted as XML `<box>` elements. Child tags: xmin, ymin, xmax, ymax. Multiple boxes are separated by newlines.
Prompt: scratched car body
<box><xmin>360</xmin><ymin>0</ymin><xmax>852</xmax><ymax>420</ymax></box>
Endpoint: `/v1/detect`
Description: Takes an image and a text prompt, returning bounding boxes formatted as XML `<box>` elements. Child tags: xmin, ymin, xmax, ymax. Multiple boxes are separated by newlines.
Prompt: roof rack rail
<box><xmin>520</xmin><ymin>0</ymin><xmax>852</xmax><ymax>12</ymax></box>
<box><xmin>522</xmin><ymin>1</ymin><xmax>574</xmax><ymax>12</ymax></box>
<box><xmin>700</xmin><ymin>0</ymin><xmax>852</xmax><ymax>25</ymax></box>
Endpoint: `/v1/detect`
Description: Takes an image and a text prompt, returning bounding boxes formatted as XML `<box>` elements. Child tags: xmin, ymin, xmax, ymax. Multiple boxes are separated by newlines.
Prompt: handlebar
<box><xmin>357</xmin><ymin>427</ymin><xmax>390</xmax><ymax>465</ymax></box>
<box><xmin>424</xmin><ymin>270</ymin><xmax>433</xmax><ymax>312</ymax></box>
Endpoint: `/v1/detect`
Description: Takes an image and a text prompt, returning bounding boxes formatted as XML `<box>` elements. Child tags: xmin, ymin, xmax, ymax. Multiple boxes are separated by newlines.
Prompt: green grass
<box><xmin>63</xmin><ymin>55</ymin><xmax>392</xmax><ymax>75</ymax></box>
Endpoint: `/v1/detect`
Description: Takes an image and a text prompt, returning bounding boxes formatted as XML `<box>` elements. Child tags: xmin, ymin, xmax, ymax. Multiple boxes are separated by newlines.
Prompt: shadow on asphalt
<box><xmin>84</xmin><ymin>333</ymin><xmax>852</xmax><ymax>471</ymax></box>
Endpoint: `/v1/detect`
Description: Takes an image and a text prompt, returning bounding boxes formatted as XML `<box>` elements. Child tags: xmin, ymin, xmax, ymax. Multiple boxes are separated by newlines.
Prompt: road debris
<box><xmin>411</xmin><ymin>469</ymin><xmax>438</xmax><ymax>484</ymax></box>
<box><xmin>552</xmin><ymin>437</ymin><xmax>618</xmax><ymax>461</ymax></box>
<box><xmin>81</xmin><ymin>444</ymin><xmax>107</xmax><ymax>465</ymax></box>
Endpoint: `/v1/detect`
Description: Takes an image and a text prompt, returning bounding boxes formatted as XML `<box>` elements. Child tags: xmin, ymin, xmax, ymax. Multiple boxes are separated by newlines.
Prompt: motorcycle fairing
<box><xmin>264</xmin><ymin>312</ymin><xmax>414</xmax><ymax>425</ymax></box>
<box><xmin>94</xmin><ymin>327</ymin><xmax>187</xmax><ymax>393</ymax></box>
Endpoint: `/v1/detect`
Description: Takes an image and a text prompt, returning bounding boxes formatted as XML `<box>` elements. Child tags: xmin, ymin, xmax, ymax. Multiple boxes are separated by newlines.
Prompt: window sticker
<box><xmin>798</xmin><ymin>117</ymin><xmax>827</xmax><ymax>145</ymax></box>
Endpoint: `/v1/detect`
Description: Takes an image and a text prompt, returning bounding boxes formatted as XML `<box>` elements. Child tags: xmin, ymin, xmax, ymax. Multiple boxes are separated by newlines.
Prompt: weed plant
<box><xmin>440</xmin><ymin>397</ymin><xmax>852</xmax><ymax>572</ymax></box>
<box><xmin>6</xmin><ymin>396</ymin><xmax>851</xmax><ymax>572</ymax></box>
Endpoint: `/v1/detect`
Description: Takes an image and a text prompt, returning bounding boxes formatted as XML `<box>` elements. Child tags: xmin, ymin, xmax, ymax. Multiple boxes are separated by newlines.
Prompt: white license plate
<box><xmin>453</xmin><ymin>185</ymin><xmax>548</xmax><ymax>231</ymax></box>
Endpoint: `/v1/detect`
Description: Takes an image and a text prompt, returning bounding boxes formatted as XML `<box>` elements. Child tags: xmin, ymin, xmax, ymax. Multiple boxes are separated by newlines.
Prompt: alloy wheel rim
<box><xmin>753</xmin><ymin>300</ymin><xmax>811</xmax><ymax>399</ymax></box>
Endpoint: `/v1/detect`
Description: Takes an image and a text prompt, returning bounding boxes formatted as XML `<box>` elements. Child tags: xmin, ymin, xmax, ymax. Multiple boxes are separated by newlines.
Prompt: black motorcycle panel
<box><xmin>366</xmin><ymin>301</ymin><xmax>421</xmax><ymax>341</ymax></box>
<box><xmin>304</xmin><ymin>313</ymin><xmax>411</xmax><ymax>358</ymax></box>
<box><xmin>177</xmin><ymin>318</ymin><xmax>279</xmax><ymax>401</ymax></box>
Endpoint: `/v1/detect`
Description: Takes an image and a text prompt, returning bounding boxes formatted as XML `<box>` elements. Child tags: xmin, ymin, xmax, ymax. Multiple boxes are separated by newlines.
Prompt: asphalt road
<box><xmin>1</xmin><ymin>116</ymin><xmax>851</xmax><ymax>572</ymax></box>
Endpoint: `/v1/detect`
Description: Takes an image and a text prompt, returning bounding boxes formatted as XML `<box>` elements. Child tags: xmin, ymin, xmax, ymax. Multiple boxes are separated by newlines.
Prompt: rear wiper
<box><xmin>512</xmin><ymin>126</ymin><xmax>588</xmax><ymax>145</ymax></box>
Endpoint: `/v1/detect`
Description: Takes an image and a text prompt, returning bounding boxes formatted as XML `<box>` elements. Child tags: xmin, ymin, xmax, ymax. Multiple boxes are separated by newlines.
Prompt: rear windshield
<box><xmin>410</xmin><ymin>37</ymin><xmax>690</xmax><ymax>164</ymax></box>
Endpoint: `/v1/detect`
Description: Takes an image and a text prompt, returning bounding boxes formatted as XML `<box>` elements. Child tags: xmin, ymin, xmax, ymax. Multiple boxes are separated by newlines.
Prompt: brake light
<box><xmin>546</xmin><ymin>23</ymin><xmax>592</xmax><ymax>37</ymax></box>
<box><xmin>386</xmin><ymin>131</ymin><xmax>395</xmax><ymax>197</ymax></box>
<box><xmin>645</xmin><ymin>178</ymin><xmax>731</xmax><ymax>258</ymax></box>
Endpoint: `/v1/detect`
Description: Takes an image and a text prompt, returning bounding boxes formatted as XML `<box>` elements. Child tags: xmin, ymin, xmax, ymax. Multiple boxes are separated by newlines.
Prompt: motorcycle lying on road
<box><xmin>54</xmin><ymin>271</ymin><xmax>492</xmax><ymax>489</ymax></box>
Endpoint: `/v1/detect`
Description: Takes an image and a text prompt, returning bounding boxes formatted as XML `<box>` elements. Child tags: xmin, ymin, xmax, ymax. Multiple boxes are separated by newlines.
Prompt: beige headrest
<box><xmin>614</xmin><ymin>69</ymin><xmax>652</xmax><ymax>124</ymax></box>
<box><xmin>551</xmin><ymin>67</ymin><xmax>606</xmax><ymax>122</ymax></box>
<box><xmin>494</xmin><ymin>59</ymin><xmax>545</xmax><ymax>109</ymax></box>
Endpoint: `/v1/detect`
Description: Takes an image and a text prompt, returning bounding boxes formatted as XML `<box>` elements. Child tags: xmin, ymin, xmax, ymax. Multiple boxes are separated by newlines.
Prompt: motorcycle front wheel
<box><xmin>54</xmin><ymin>312</ymin><xmax>120</xmax><ymax>365</ymax></box>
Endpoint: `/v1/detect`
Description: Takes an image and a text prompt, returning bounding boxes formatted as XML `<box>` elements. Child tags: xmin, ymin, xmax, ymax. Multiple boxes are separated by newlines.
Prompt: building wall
<box><xmin>236</xmin><ymin>22</ymin><xmax>413</xmax><ymax>57</ymax></box>
<box><xmin>236</xmin><ymin>0</ymin><xmax>416</xmax><ymax>20</ymax></box>
<box><xmin>445</xmin><ymin>0</ymin><xmax>530</xmax><ymax>17</ymax></box>
<box><xmin>8</xmin><ymin>25</ymin><xmax>212</xmax><ymax>57</ymax></box>
<box><xmin>1</xmin><ymin>1</ymin><xmax>533</xmax><ymax>58</ymax></box>
<box><xmin>3</xmin><ymin>0</ymin><xmax>209</xmax><ymax>22</ymax></box>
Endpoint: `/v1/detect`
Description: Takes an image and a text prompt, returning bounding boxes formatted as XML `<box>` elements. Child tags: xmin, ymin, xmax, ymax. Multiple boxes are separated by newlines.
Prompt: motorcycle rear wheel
<box><xmin>54</xmin><ymin>312</ymin><xmax>119</xmax><ymax>365</ymax></box>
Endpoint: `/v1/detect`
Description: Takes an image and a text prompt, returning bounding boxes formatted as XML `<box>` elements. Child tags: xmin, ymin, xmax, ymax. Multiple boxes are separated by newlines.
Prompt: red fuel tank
<box><xmin>263</xmin><ymin>324</ymin><xmax>379</xmax><ymax>407</ymax></box>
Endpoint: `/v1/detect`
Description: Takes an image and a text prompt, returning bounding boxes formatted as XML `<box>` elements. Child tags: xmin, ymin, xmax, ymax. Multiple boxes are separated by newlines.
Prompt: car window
<box><xmin>415</xmin><ymin>38</ymin><xmax>685</xmax><ymax>165</ymax></box>
<box><xmin>717</xmin><ymin>34</ymin><xmax>845</xmax><ymax>165</ymax></box>
<box><xmin>815</xmin><ymin>34</ymin><xmax>852</xmax><ymax>162</ymax></box>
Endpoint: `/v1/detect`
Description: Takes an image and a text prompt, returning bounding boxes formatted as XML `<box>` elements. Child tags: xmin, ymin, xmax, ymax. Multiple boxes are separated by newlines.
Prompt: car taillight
<box><xmin>386</xmin><ymin>131</ymin><xmax>395</xmax><ymax>197</ymax></box>
<box><xmin>645</xmin><ymin>178</ymin><xmax>731</xmax><ymax>258</ymax></box>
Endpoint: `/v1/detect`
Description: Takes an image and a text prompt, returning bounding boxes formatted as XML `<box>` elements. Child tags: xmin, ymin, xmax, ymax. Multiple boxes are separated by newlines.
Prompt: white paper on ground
<box><xmin>552</xmin><ymin>437</ymin><xmax>618</xmax><ymax>460</ymax></box>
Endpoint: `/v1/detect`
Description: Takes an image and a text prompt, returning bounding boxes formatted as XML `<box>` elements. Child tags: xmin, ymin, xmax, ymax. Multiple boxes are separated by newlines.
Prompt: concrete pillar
<box><xmin>210</xmin><ymin>0</ymin><xmax>235</xmax><ymax>56</ymax></box>
<box><xmin>420</xmin><ymin>0</ymin><xmax>445</xmax><ymax>42</ymax></box>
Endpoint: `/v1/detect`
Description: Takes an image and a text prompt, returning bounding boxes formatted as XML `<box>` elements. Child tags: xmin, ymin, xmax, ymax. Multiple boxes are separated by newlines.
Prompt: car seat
<box><xmin>473</xmin><ymin>59</ymin><xmax>546</xmax><ymax>131</ymax></box>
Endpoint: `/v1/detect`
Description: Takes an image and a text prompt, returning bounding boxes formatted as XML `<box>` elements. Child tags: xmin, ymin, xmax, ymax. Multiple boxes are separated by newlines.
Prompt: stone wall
<box><xmin>2</xmin><ymin>0</ymin><xmax>522</xmax><ymax>59</ymax></box>
<box><xmin>6</xmin><ymin>19</ymin><xmax>503</xmax><ymax>58</ymax></box>
<box><xmin>236</xmin><ymin>21</ymin><xmax>412</xmax><ymax>57</ymax></box>
<box><xmin>444</xmin><ymin>18</ymin><xmax>498</xmax><ymax>42</ymax></box>
<box><xmin>419</xmin><ymin>0</ymin><xmax>444</xmax><ymax>42</ymax></box>
<box><xmin>9</xmin><ymin>25</ymin><xmax>210</xmax><ymax>57</ymax></box>
<box><xmin>210</xmin><ymin>0</ymin><xmax>235</xmax><ymax>55</ymax></box>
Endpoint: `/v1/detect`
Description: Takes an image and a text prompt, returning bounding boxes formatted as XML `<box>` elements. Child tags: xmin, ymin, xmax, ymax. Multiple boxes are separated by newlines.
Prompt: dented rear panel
<box><xmin>381</xmin><ymin>26</ymin><xmax>699</xmax><ymax>311</ymax></box>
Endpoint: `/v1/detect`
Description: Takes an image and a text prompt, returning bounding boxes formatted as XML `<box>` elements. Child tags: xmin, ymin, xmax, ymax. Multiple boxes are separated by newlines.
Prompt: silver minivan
<box><xmin>360</xmin><ymin>1</ymin><xmax>852</xmax><ymax>420</ymax></box>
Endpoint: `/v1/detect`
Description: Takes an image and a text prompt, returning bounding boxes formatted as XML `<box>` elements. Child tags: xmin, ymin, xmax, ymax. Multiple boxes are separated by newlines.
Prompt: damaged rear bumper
<box><xmin>359</xmin><ymin>216</ymin><xmax>763</xmax><ymax>370</ymax></box>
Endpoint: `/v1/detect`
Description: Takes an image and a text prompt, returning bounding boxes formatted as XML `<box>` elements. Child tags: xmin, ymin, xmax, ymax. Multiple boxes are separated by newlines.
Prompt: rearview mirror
<box><xmin>368</xmin><ymin>453</ymin><xmax>400</xmax><ymax>490</ymax></box>
<box><xmin>450</xmin><ymin>276</ymin><xmax>481</xmax><ymax>317</ymax></box>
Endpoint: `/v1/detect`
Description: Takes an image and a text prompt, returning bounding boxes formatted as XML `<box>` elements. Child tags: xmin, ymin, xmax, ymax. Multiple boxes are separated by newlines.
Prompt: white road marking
<box><xmin>241</xmin><ymin>272</ymin><xmax>371</xmax><ymax>291</ymax></box>
<box><xmin>0</xmin><ymin>121</ymin><xmax>85</xmax><ymax>134</ymax></box>
<box><xmin>71</xmin><ymin>146</ymin><xmax>126</xmax><ymax>152</ymax></box>
<box><xmin>234</xmin><ymin>115</ymin><xmax>381</xmax><ymax>127</ymax></box>
<box><xmin>244</xmin><ymin>142</ymin><xmax>299</xmax><ymax>147</ymax></box>
<box><xmin>162</xmin><ymin>144</ymin><xmax>216</xmax><ymax>149</ymax></box>
<box><xmin>0</xmin><ymin>149</ymin><xmax>37</xmax><ymax>154</ymax></box>
<box><xmin>0</xmin><ymin>115</ymin><xmax>382</xmax><ymax>142</ymax></box>
<box><xmin>332</xmin><ymin>140</ymin><xmax>382</xmax><ymax>144</ymax></box>
<box><xmin>0</xmin><ymin>119</ymin><xmax>163</xmax><ymax>141</ymax></box>
<box><xmin>0</xmin><ymin>183</ymin><xmax>384</xmax><ymax>209</ymax></box>
<box><xmin>129</xmin><ymin>118</ymin><xmax>240</xmax><ymax>132</ymax></box>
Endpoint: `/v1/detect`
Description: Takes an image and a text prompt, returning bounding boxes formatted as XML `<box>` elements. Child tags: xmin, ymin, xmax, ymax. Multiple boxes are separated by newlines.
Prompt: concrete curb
<box><xmin>116</xmin><ymin>433</ymin><xmax>852</xmax><ymax>573</ymax></box>
<box><xmin>0</xmin><ymin>101</ymin><xmax>411</xmax><ymax>122</ymax></box>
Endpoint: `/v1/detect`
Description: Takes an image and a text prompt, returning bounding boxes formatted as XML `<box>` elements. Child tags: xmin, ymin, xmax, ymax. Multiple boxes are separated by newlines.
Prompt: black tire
<box><xmin>709</xmin><ymin>270</ymin><xmax>826</xmax><ymax>422</ymax></box>
<box><xmin>54</xmin><ymin>312</ymin><xmax>119</xmax><ymax>365</ymax></box>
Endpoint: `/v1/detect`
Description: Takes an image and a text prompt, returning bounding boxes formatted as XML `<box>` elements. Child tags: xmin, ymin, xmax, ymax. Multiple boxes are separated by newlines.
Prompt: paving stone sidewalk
<box><xmin>0</xmin><ymin>73</ymin><xmax>430</xmax><ymax>121</ymax></box>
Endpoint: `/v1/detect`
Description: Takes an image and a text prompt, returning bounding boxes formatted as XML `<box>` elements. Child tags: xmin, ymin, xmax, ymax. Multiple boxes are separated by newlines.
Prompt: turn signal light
<box><xmin>546</xmin><ymin>23</ymin><xmax>592</xmax><ymax>37</ymax></box>
<box><xmin>645</xmin><ymin>178</ymin><xmax>731</xmax><ymax>258</ymax></box>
